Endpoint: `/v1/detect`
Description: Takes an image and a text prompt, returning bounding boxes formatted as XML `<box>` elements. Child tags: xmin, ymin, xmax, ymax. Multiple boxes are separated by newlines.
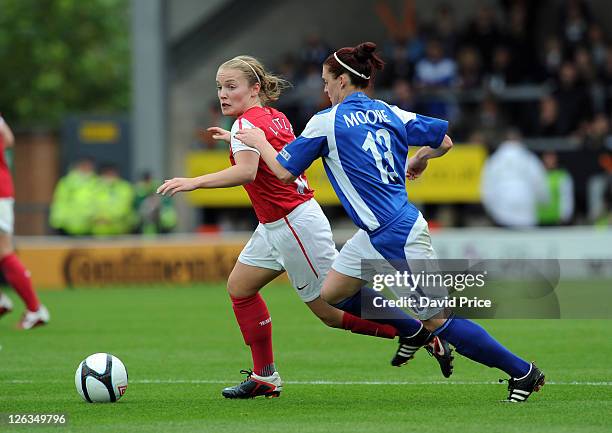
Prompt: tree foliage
<box><xmin>0</xmin><ymin>0</ymin><xmax>130</xmax><ymax>128</ymax></box>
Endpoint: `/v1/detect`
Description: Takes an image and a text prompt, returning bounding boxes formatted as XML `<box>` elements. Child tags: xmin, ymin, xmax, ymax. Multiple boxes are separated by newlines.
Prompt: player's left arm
<box><xmin>235</xmin><ymin>128</ymin><xmax>297</xmax><ymax>183</ymax></box>
<box><xmin>402</xmin><ymin>113</ymin><xmax>452</xmax><ymax>179</ymax></box>
<box><xmin>407</xmin><ymin>135</ymin><xmax>453</xmax><ymax>179</ymax></box>
<box><xmin>0</xmin><ymin>115</ymin><xmax>15</xmax><ymax>147</ymax></box>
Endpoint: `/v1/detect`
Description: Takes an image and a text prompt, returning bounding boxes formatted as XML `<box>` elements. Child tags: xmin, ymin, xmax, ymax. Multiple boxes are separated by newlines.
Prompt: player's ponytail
<box><xmin>220</xmin><ymin>55</ymin><xmax>292</xmax><ymax>105</ymax></box>
<box><xmin>324</xmin><ymin>41</ymin><xmax>385</xmax><ymax>88</ymax></box>
<box><xmin>354</xmin><ymin>42</ymin><xmax>384</xmax><ymax>71</ymax></box>
<box><xmin>260</xmin><ymin>72</ymin><xmax>292</xmax><ymax>105</ymax></box>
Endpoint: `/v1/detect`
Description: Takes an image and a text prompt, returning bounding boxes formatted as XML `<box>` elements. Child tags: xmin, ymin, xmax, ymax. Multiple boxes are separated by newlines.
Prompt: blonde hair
<box><xmin>219</xmin><ymin>55</ymin><xmax>291</xmax><ymax>105</ymax></box>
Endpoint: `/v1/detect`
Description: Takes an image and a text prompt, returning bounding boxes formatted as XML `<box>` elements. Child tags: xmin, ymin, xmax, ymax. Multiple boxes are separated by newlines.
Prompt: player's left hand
<box><xmin>235</xmin><ymin>127</ymin><xmax>266</xmax><ymax>148</ymax></box>
<box><xmin>406</xmin><ymin>156</ymin><xmax>428</xmax><ymax>180</ymax></box>
<box><xmin>156</xmin><ymin>177</ymin><xmax>199</xmax><ymax>196</ymax></box>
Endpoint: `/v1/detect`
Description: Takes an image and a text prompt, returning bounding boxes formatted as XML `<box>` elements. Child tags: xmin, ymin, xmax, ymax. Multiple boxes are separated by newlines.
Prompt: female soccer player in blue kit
<box><xmin>236</xmin><ymin>42</ymin><xmax>545</xmax><ymax>402</ymax></box>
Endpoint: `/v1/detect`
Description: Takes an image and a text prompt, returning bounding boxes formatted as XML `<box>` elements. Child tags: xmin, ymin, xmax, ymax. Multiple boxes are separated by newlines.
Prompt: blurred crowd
<box><xmin>197</xmin><ymin>0</ymin><xmax>612</xmax><ymax>227</ymax></box>
<box><xmin>200</xmin><ymin>0</ymin><xmax>612</xmax><ymax>150</ymax></box>
<box><xmin>49</xmin><ymin>158</ymin><xmax>177</xmax><ymax>236</ymax></box>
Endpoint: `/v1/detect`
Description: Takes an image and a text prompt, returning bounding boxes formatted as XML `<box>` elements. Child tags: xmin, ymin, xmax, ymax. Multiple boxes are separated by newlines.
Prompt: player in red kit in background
<box><xmin>158</xmin><ymin>55</ymin><xmax>450</xmax><ymax>399</ymax></box>
<box><xmin>0</xmin><ymin>115</ymin><xmax>50</xmax><ymax>329</ymax></box>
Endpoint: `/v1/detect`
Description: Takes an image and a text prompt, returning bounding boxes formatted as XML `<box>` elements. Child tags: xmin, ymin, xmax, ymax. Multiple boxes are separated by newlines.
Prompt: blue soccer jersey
<box><xmin>277</xmin><ymin>91</ymin><xmax>448</xmax><ymax>233</ymax></box>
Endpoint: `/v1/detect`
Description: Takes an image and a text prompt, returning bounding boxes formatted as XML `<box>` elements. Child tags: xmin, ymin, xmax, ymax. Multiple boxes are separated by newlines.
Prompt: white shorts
<box><xmin>0</xmin><ymin>198</ymin><xmax>14</xmax><ymax>234</ymax></box>
<box><xmin>332</xmin><ymin>212</ymin><xmax>445</xmax><ymax>320</ymax></box>
<box><xmin>238</xmin><ymin>199</ymin><xmax>338</xmax><ymax>303</ymax></box>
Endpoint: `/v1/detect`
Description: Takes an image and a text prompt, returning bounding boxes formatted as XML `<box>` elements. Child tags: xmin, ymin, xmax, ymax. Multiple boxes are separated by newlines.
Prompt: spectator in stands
<box><xmin>298</xmin><ymin>34</ymin><xmax>330</xmax><ymax>68</ymax></box>
<box><xmin>49</xmin><ymin>157</ymin><xmax>98</xmax><ymax>236</ymax></box>
<box><xmin>588</xmin><ymin>23</ymin><xmax>607</xmax><ymax>69</ymax></box>
<box><xmin>91</xmin><ymin>164</ymin><xmax>136</xmax><ymax>236</ymax></box>
<box><xmin>531</xmin><ymin>95</ymin><xmax>562</xmax><ymax>137</ymax></box>
<box><xmin>470</xmin><ymin>96</ymin><xmax>508</xmax><ymax>148</ymax></box>
<box><xmin>430</xmin><ymin>3</ymin><xmax>458</xmax><ymax>57</ymax></box>
<box><xmin>414</xmin><ymin>38</ymin><xmax>457</xmax><ymax>118</ymax></box>
<box><xmin>601</xmin><ymin>46</ymin><xmax>612</xmax><ymax>87</ymax></box>
<box><xmin>456</xmin><ymin>46</ymin><xmax>483</xmax><ymax>90</ymax></box>
<box><xmin>559</xmin><ymin>0</ymin><xmax>592</xmax><ymax>53</ymax></box>
<box><xmin>541</xmin><ymin>37</ymin><xmax>563</xmax><ymax>80</ymax></box>
<box><xmin>537</xmin><ymin>151</ymin><xmax>575</xmax><ymax>225</ymax></box>
<box><xmin>574</xmin><ymin>46</ymin><xmax>597</xmax><ymax>85</ymax></box>
<box><xmin>377</xmin><ymin>37</ymin><xmax>415</xmax><ymax>87</ymax></box>
<box><xmin>553</xmin><ymin>62</ymin><xmax>593</xmax><ymax>135</ymax></box>
<box><xmin>390</xmin><ymin>79</ymin><xmax>418</xmax><ymax>112</ymax></box>
<box><xmin>461</xmin><ymin>4</ymin><xmax>502</xmax><ymax>72</ymax></box>
<box><xmin>487</xmin><ymin>45</ymin><xmax>520</xmax><ymax>91</ymax></box>
<box><xmin>481</xmin><ymin>129</ymin><xmax>550</xmax><ymax>227</ymax></box>
<box><xmin>504</xmin><ymin>2</ymin><xmax>534</xmax><ymax>82</ymax></box>
<box><xmin>134</xmin><ymin>171</ymin><xmax>177</xmax><ymax>235</ymax></box>
<box><xmin>582</xmin><ymin>112</ymin><xmax>610</xmax><ymax>150</ymax></box>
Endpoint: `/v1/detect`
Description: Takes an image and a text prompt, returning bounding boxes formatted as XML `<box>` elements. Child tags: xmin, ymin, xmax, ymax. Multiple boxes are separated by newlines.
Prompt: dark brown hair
<box><xmin>323</xmin><ymin>42</ymin><xmax>385</xmax><ymax>88</ymax></box>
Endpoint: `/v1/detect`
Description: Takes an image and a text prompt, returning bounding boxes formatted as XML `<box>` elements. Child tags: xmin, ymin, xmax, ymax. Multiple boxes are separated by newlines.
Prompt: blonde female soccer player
<box><xmin>158</xmin><ymin>56</ymin><xmax>451</xmax><ymax>399</ymax></box>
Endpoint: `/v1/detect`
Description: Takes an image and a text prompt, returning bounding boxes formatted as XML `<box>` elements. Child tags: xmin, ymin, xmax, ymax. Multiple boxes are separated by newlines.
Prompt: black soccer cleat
<box><xmin>501</xmin><ymin>362</ymin><xmax>545</xmax><ymax>402</ymax></box>
<box><xmin>425</xmin><ymin>336</ymin><xmax>454</xmax><ymax>378</ymax></box>
<box><xmin>221</xmin><ymin>369</ymin><xmax>282</xmax><ymax>399</ymax></box>
<box><xmin>391</xmin><ymin>325</ymin><xmax>432</xmax><ymax>367</ymax></box>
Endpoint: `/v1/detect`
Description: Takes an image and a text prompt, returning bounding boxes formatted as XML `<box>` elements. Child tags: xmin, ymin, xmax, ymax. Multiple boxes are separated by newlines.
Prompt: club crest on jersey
<box><xmin>280</xmin><ymin>148</ymin><xmax>291</xmax><ymax>161</ymax></box>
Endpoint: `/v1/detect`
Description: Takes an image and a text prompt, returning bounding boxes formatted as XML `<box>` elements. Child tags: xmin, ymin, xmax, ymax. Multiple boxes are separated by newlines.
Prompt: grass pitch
<box><xmin>0</xmin><ymin>283</ymin><xmax>611</xmax><ymax>433</ymax></box>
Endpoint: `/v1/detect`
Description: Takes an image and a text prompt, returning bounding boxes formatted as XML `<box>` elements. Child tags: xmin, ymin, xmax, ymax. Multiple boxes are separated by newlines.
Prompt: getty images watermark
<box><xmin>371</xmin><ymin>269</ymin><xmax>492</xmax><ymax>310</ymax></box>
<box><xmin>359</xmin><ymin>259</ymin><xmax>612</xmax><ymax>320</ymax></box>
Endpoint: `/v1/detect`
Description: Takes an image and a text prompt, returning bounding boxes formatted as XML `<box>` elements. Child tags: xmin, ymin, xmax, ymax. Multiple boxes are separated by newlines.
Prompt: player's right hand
<box><xmin>205</xmin><ymin>127</ymin><xmax>231</xmax><ymax>143</ymax></box>
<box><xmin>157</xmin><ymin>177</ymin><xmax>199</xmax><ymax>196</ymax></box>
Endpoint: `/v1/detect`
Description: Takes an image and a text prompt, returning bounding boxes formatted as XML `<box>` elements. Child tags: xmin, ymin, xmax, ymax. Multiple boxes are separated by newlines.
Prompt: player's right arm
<box><xmin>235</xmin><ymin>127</ymin><xmax>296</xmax><ymax>183</ymax></box>
<box><xmin>158</xmin><ymin>119</ymin><xmax>262</xmax><ymax>196</ymax></box>
<box><xmin>157</xmin><ymin>151</ymin><xmax>258</xmax><ymax>196</ymax></box>
<box><xmin>236</xmin><ymin>113</ymin><xmax>329</xmax><ymax>184</ymax></box>
<box><xmin>0</xmin><ymin>115</ymin><xmax>15</xmax><ymax>147</ymax></box>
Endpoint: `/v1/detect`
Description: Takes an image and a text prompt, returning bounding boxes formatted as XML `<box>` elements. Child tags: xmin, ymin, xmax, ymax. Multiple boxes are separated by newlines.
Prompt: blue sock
<box><xmin>333</xmin><ymin>288</ymin><xmax>423</xmax><ymax>337</ymax></box>
<box><xmin>435</xmin><ymin>316</ymin><xmax>530</xmax><ymax>378</ymax></box>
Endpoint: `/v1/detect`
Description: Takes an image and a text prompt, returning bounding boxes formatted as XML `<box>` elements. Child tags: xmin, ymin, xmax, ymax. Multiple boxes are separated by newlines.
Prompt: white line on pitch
<box><xmin>3</xmin><ymin>379</ymin><xmax>612</xmax><ymax>386</ymax></box>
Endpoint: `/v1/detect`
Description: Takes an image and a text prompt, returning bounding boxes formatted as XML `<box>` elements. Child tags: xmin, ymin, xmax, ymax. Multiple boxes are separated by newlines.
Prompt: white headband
<box><xmin>333</xmin><ymin>52</ymin><xmax>370</xmax><ymax>80</ymax></box>
<box><xmin>237</xmin><ymin>58</ymin><xmax>261</xmax><ymax>85</ymax></box>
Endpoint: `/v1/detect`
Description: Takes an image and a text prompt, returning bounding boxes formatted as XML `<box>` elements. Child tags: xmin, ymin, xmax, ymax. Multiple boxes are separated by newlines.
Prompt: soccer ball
<box><xmin>75</xmin><ymin>353</ymin><xmax>128</xmax><ymax>403</ymax></box>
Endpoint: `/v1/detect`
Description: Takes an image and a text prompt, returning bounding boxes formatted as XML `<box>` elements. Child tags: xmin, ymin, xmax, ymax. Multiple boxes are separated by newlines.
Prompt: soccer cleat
<box><xmin>425</xmin><ymin>336</ymin><xmax>454</xmax><ymax>378</ymax></box>
<box><xmin>221</xmin><ymin>369</ymin><xmax>282</xmax><ymax>399</ymax></box>
<box><xmin>18</xmin><ymin>305</ymin><xmax>50</xmax><ymax>330</ymax></box>
<box><xmin>501</xmin><ymin>362</ymin><xmax>545</xmax><ymax>402</ymax></box>
<box><xmin>391</xmin><ymin>325</ymin><xmax>431</xmax><ymax>367</ymax></box>
<box><xmin>0</xmin><ymin>292</ymin><xmax>14</xmax><ymax>319</ymax></box>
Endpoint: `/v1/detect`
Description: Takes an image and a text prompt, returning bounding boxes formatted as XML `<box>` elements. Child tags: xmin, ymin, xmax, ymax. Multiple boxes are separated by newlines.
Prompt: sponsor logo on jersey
<box><xmin>279</xmin><ymin>148</ymin><xmax>291</xmax><ymax>160</ymax></box>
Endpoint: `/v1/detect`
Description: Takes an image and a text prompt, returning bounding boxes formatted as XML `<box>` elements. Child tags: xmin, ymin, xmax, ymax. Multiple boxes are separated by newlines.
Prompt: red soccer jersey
<box><xmin>229</xmin><ymin>106</ymin><xmax>313</xmax><ymax>223</ymax></box>
<box><xmin>0</xmin><ymin>135</ymin><xmax>14</xmax><ymax>198</ymax></box>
